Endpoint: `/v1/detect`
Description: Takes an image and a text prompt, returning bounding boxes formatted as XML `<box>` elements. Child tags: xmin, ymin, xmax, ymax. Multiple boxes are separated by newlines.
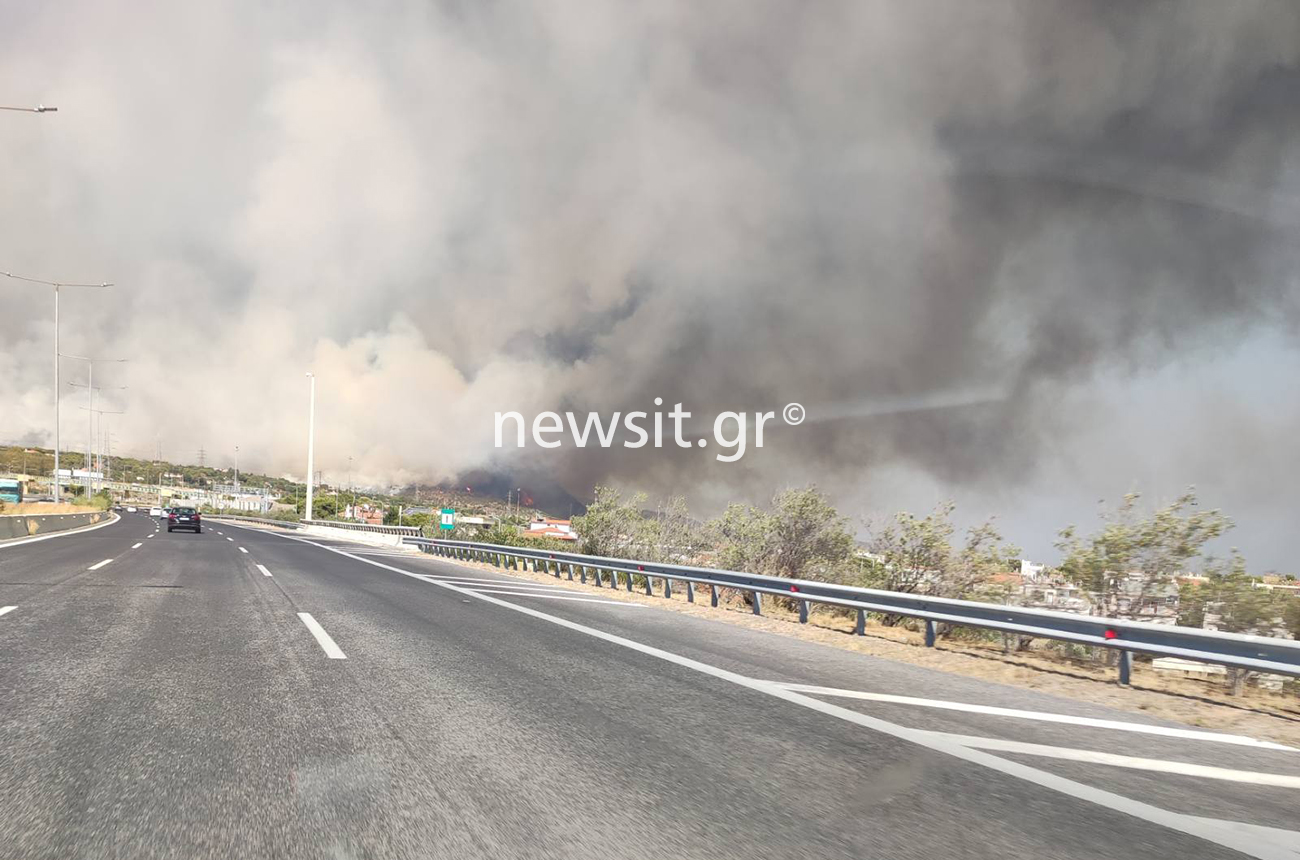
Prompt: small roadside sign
<box><xmin>440</xmin><ymin>508</ymin><xmax>456</xmax><ymax>530</ymax></box>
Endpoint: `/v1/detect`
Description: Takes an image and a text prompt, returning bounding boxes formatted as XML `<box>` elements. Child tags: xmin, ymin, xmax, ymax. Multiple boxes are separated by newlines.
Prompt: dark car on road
<box><xmin>167</xmin><ymin>506</ymin><xmax>202</xmax><ymax>533</ymax></box>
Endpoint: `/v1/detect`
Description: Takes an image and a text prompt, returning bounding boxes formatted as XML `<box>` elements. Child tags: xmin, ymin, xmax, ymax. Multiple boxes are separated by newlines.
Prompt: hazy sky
<box><xmin>2</xmin><ymin>1</ymin><xmax>1298</xmax><ymax>570</ymax></box>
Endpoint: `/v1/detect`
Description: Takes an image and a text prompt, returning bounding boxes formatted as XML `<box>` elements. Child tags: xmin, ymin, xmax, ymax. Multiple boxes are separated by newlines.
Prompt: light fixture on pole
<box><xmin>0</xmin><ymin>104</ymin><xmax>57</xmax><ymax>113</ymax></box>
<box><xmin>3</xmin><ymin>272</ymin><xmax>112</xmax><ymax>502</ymax></box>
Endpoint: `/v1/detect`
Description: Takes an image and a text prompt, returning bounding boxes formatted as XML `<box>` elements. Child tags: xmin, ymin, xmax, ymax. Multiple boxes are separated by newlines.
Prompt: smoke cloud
<box><xmin>2</xmin><ymin>1</ymin><xmax>1298</xmax><ymax>565</ymax></box>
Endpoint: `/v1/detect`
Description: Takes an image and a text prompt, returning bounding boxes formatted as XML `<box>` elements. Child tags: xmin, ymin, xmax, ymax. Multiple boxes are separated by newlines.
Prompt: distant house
<box><xmin>1019</xmin><ymin>559</ymin><xmax>1047</xmax><ymax>581</ymax></box>
<box><xmin>1020</xmin><ymin>580</ymin><xmax>1092</xmax><ymax>613</ymax></box>
<box><xmin>345</xmin><ymin>503</ymin><xmax>385</xmax><ymax>525</ymax></box>
<box><xmin>526</xmin><ymin>517</ymin><xmax>579</xmax><ymax>541</ymax></box>
<box><xmin>1113</xmin><ymin>574</ymin><xmax>1180</xmax><ymax>624</ymax></box>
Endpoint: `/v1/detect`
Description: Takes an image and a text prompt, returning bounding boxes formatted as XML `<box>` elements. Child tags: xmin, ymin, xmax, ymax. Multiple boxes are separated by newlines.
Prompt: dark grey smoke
<box><xmin>2</xmin><ymin>1</ymin><xmax>1298</xmax><ymax>564</ymax></box>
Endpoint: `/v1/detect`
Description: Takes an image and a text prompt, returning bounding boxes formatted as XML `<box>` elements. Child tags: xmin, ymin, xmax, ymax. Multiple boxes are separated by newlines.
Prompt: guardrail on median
<box><xmin>407</xmin><ymin>538</ymin><xmax>1300</xmax><ymax>686</ymax></box>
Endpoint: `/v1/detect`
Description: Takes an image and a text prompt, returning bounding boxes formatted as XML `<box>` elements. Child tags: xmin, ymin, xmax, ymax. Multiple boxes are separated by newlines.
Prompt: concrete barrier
<box><xmin>0</xmin><ymin>511</ymin><xmax>109</xmax><ymax>541</ymax></box>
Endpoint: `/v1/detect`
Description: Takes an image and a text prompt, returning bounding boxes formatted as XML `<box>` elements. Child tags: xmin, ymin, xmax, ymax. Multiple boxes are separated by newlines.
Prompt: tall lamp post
<box><xmin>305</xmin><ymin>372</ymin><xmax>315</xmax><ymax>521</ymax></box>
<box><xmin>62</xmin><ymin>354</ymin><xmax>127</xmax><ymax>494</ymax></box>
<box><xmin>0</xmin><ymin>104</ymin><xmax>57</xmax><ymax>113</ymax></box>
<box><xmin>3</xmin><ymin>273</ymin><xmax>112</xmax><ymax>502</ymax></box>
<box><xmin>77</xmin><ymin>406</ymin><xmax>124</xmax><ymax>496</ymax></box>
<box><xmin>68</xmin><ymin>383</ymin><xmax>126</xmax><ymax>494</ymax></box>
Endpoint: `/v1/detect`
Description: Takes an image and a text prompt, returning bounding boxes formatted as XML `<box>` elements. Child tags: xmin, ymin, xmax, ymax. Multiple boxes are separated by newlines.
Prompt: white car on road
<box><xmin>150</xmin><ymin>506</ymin><xmax>164</xmax><ymax>517</ymax></box>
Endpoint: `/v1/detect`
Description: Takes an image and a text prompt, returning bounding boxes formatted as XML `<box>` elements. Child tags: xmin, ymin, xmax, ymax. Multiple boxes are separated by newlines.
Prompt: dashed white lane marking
<box><xmin>774</xmin><ymin>683</ymin><xmax>1296</xmax><ymax>752</ymax></box>
<box><xmin>256</xmin><ymin>564</ymin><xmax>272</xmax><ymax>577</ymax></box>
<box><xmin>147</xmin><ymin>534</ymin><xmax>154</xmax><ymax>539</ymax></box>
<box><xmin>131</xmin><ymin>542</ymin><xmax>143</xmax><ymax>549</ymax></box>
<box><xmin>239</xmin><ymin>547</ymin><xmax>248</xmax><ymax>554</ymax></box>
<box><xmin>217</xmin><ymin>531</ymin><xmax>223</xmax><ymax>535</ymax></box>
<box><xmin>932</xmin><ymin>732</ymin><xmax>1300</xmax><ymax>789</ymax></box>
<box><xmin>226</xmin><ymin>537</ymin><xmax>233</xmax><ymax>542</ymax></box>
<box><xmin>0</xmin><ymin>606</ymin><xmax>16</xmax><ymax>617</ymax></box>
<box><xmin>297</xmin><ymin>613</ymin><xmax>346</xmax><ymax>659</ymax></box>
<box><xmin>87</xmin><ymin>558</ymin><xmax>113</xmax><ymax>571</ymax></box>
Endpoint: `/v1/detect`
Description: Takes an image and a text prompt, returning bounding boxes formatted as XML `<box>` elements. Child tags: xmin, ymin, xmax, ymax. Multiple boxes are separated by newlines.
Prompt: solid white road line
<box><xmin>775</xmin><ymin>683</ymin><xmax>1296</xmax><ymax>752</ymax></box>
<box><xmin>227</xmin><ymin>527</ymin><xmax>1283</xmax><ymax>860</ymax></box>
<box><xmin>461</xmin><ymin>588</ymin><xmax>649</xmax><ymax>606</ymax></box>
<box><xmin>933</xmin><ymin>732</ymin><xmax>1300</xmax><ymax>789</ymax></box>
<box><xmin>0</xmin><ymin>606</ymin><xmax>16</xmax><ymax>617</ymax></box>
<box><xmin>256</xmin><ymin>564</ymin><xmax>272</xmax><ymax>577</ymax></box>
<box><xmin>297</xmin><ymin>612</ymin><xmax>346</xmax><ymax>659</ymax></box>
<box><xmin>413</xmin><ymin>575</ymin><xmax>572</xmax><ymax>589</ymax></box>
<box><xmin>87</xmin><ymin>558</ymin><xmax>113</xmax><ymax>571</ymax></box>
<box><xmin>239</xmin><ymin>547</ymin><xmax>248</xmax><ymax>554</ymax></box>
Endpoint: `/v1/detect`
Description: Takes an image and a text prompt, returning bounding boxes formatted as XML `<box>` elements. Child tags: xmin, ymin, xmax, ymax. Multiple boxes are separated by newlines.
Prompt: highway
<box><xmin>1</xmin><ymin>513</ymin><xmax>1297</xmax><ymax>859</ymax></box>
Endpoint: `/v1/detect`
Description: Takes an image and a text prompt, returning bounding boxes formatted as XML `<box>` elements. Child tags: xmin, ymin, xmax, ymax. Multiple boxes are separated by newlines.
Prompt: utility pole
<box><xmin>305</xmin><ymin>373</ymin><xmax>316</xmax><ymax>521</ymax></box>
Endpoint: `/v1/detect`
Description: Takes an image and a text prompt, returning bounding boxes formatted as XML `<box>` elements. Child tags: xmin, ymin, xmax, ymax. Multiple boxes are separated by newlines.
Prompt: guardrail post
<box><xmin>686</xmin><ymin>581</ymin><xmax>695</xmax><ymax>603</ymax></box>
<box><xmin>595</xmin><ymin>568</ymin><xmax>604</xmax><ymax>587</ymax></box>
<box><xmin>1118</xmin><ymin>650</ymin><xmax>1132</xmax><ymax>686</ymax></box>
<box><xmin>567</xmin><ymin>563</ymin><xmax>574</xmax><ymax>581</ymax></box>
<box><xmin>626</xmin><ymin>573</ymin><xmax>633</xmax><ymax>592</ymax></box>
<box><xmin>579</xmin><ymin>565</ymin><xmax>587</xmax><ymax>584</ymax></box>
<box><xmin>752</xmin><ymin>591</ymin><xmax>762</xmax><ymax>615</ymax></box>
<box><xmin>855</xmin><ymin>608</ymin><xmax>866</xmax><ymax>635</ymax></box>
<box><xmin>924</xmin><ymin>619</ymin><xmax>936</xmax><ymax>647</ymax></box>
<box><xmin>711</xmin><ymin>584</ymin><xmax>720</xmax><ymax>607</ymax></box>
<box><xmin>644</xmin><ymin>575</ymin><xmax>653</xmax><ymax>596</ymax></box>
<box><xmin>798</xmin><ymin>600</ymin><xmax>808</xmax><ymax>623</ymax></box>
<box><xmin>664</xmin><ymin>578</ymin><xmax>672</xmax><ymax>599</ymax></box>
<box><xmin>610</xmin><ymin>570</ymin><xmax>620</xmax><ymax>589</ymax></box>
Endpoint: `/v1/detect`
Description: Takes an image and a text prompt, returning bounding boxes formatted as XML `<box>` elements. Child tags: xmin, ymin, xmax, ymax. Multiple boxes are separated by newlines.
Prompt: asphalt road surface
<box><xmin>1</xmin><ymin>513</ymin><xmax>1297</xmax><ymax>859</ymax></box>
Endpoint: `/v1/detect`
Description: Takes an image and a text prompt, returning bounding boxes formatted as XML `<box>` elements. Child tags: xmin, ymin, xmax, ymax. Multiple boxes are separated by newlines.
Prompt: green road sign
<box><xmin>440</xmin><ymin>508</ymin><xmax>456</xmax><ymax>530</ymax></box>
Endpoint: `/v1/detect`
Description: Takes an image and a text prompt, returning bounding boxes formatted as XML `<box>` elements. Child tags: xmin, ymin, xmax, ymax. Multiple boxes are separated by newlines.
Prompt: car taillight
<box><xmin>169</xmin><ymin>513</ymin><xmax>177</xmax><ymax>520</ymax></box>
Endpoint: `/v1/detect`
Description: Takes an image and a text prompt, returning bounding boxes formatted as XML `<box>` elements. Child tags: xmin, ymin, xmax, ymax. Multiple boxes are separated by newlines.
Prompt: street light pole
<box><xmin>305</xmin><ymin>373</ymin><xmax>315</xmax><ymax>521</ymax></box>
<box><xmin>234</xmin><ymin>445</ymin><xmax>239</xmax><ymax>498</ymax></box>
<box><xmin>62</xmin><ymin>354</ymin><xmax>127</xmax><ymax>495</ymax></box>
<box><xmin>0</xmin><ymin>104</ymin><xmax>57</xmax><ymax>113</ymax></box>
<box><xmin>3</xmin><ymin>273</ymin><xmax>112</xmax><ymax>502</ymax></box>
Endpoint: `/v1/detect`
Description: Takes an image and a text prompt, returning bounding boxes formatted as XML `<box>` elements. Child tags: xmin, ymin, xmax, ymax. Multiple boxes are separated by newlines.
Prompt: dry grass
<box><xmin>445</xmin><ymin>553</ymin><xmax>1300</xmax><ymax>746</ymax></box>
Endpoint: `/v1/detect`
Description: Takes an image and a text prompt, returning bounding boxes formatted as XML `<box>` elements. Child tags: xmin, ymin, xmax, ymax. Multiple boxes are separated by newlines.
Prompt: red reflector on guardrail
<box><xmin>1104</xmin><ymin>628</ymin><xmax>1119</xmax><ymax>640</ymax></box>
<box><xmin>790</xmin><ymin>585</ymin><xmax>799</xmax><ymax>592</ymax></box>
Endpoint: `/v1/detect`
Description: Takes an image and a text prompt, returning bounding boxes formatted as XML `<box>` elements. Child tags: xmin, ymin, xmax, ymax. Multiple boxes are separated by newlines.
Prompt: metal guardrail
<box><xmin>208</xmin><ymin>514</ymin><xmax>302</xmax><ymax>529</ymax></box>
<box><xmin>301</xmin><ymin>518</ymin><xmax>422</xmax><ymax>536</ymax></box>
<box><xmin>407</xmin><ymin>538</ymin><xmax>1300</xmax><ymax>685</ymax></box>
<box><xmin>211</xmin><ymin>514</ymin><xmax>421</xmax><ymax>536</ymax></box>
